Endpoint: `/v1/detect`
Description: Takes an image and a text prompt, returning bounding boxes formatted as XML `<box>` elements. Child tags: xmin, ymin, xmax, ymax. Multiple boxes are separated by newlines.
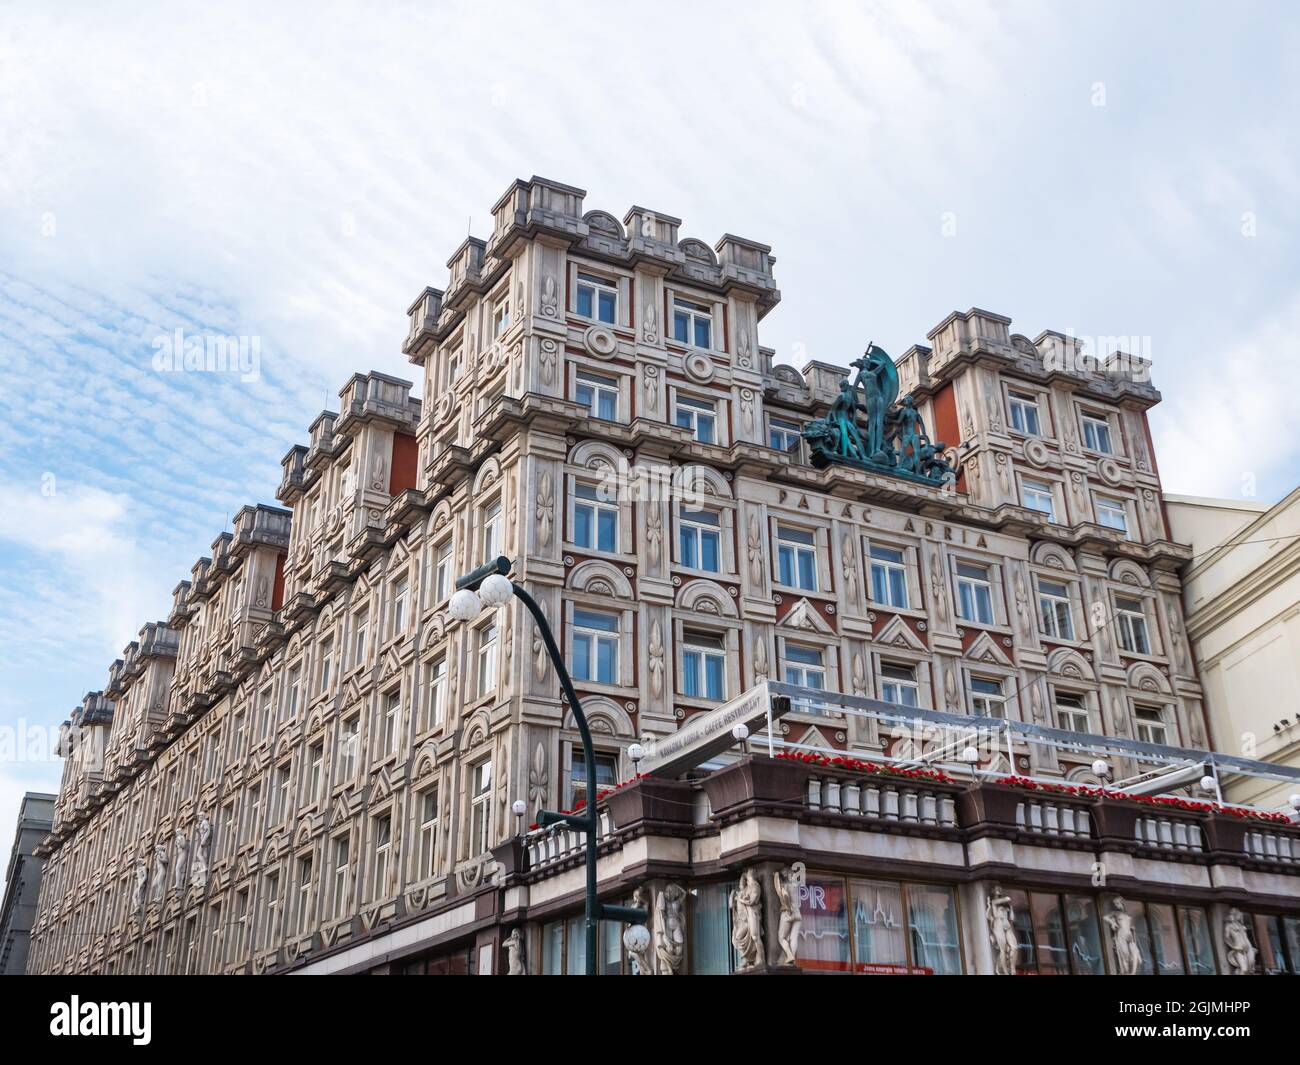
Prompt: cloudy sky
<box><xmin>1</xmin><ymin>0</ymin><xmax>1297</xmax><ymax>833</ymax></box>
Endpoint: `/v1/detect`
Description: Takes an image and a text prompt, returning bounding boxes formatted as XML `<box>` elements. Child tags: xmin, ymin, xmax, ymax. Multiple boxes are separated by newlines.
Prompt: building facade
<box><xmin>1166</xmin><ymin>489</ymin><xmax>1300</xmax><ymax>807</ymax></box>
<box><xmin>28</xmin><ymin>176</ymin><xmax>1300</xmax><ymax>976</ymax></box>
<box><xmin>1</xmin><ymin>792</ymin><xmax>55</xmax><ymax>974</ymax></box>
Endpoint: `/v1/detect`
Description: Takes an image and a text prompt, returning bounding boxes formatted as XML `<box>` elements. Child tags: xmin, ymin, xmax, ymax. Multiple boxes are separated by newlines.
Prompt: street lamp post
<box><xmin>452</xmin><ymin>555</ymin><xmax>645</xmax><ymax>975</ymax></box>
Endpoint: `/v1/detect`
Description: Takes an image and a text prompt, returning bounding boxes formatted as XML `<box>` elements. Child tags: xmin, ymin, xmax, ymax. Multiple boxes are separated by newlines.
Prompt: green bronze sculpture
<box><xmin>804</xmin><ymin>343</ymin><xmax>958</xmax><ymax>488</ymax></box>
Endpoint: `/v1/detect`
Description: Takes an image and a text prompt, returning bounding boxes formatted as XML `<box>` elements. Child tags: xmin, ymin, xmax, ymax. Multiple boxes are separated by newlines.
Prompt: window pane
<box><xmin>598</xmin><ymin>290</ymin><xmax>617</xmax><ymax>324</ymax></box>
<box><xmin>597</xmin><ymin>510</ymin><xmax>617</xmax><ymax>552</ymax></box>
<box><xmin>683</xmin><ymin>651</ymin><xmax>700</xmax><ymax>697</ymax></box>
<box><xmin>907</xmin><ymin>884</ymin><xmax>963</xmax><ymax>975</ymax></box>
<box><xmin>576</xmin><ymin>285</ymin><xmax>593</xmax><ymax>318</ymax></box>
<box><xmin>1029</xmin><ymin>892</ymin><xmax>1069</xmax><ymax>975</ymax></box>
<box><xmin>694</xmin><ymin>317</ymin><xmax>710</xmax><ymax>349</ymax></box>
<box><xmin>596</xmin><ymin>637</ymin><xmax>616</xmax><ymax>684</ymax></box>
<box><xmin>1180</xmin><ymin>907</ymin><xmax>1217</xmax><ymax>975</ymax></box>
<box><xmin>795</xmin><ymin>877</ymin><xmax>850</xmax><ymax>972</ymax></box>
<box><xmin>673</xmin><ymin>312</ymin><xmax>689</xmax><ymax>343</ymax></box>
<box><xmin>1065</xmin><ymin>895</ymin><xmax>1105</xmax><ymax>974</ymax></box>
<box><xmin>705</xmin><ymin>656</ymin><xmax>724</xmax><ymax>700</ymax></box>
<box><xmin>700</xmin><ymin>530</ymin><xmax>719</xmax><ymax>572</ymax></box>
<box><xmin>572</xmin><ymin>633</ymin><xmax>591</xmax><ymax>681</ymax></box>
<box><xmin>850</xmin><ymin>879</ymin><xmax>907</xmax><ymax>973</ymax></box>
<box><xmin>680</xmin><ymin>527</ymin><xmax>697</xmax><ymax>568</ymax></box>
<box><xmin>691</xmin><ymin>883</ymin><xmax>733</xmax><ymax>975</ymax></box>
<box><xmin>574</xmin><ymin>504</ymin><xmax>592</xmax><ymax>547</ymax></box>
<box><xmin>1147</xmin><ymin>903</ymin><xmax>1185</xmax><ymax>975</ymax></box>
<box><xmin>597</xmin><ymin>391</ymin><xmax>617</xmax><ymax>421</ymax></box>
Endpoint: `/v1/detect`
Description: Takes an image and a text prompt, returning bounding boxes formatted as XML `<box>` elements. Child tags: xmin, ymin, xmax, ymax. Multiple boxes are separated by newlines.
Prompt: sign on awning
<box><xmin>640</xmin><ymin>682</ymin><xmax>790</xmax><ymax>778</ymax></box>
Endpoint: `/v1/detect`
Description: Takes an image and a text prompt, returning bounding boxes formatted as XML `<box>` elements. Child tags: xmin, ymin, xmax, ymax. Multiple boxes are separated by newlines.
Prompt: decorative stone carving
<box><xmin>1224</xmin><ymin>908</ymin><xmax>1257</xmax><ymax>975</ymax></box>
<box><xmin>729</xmin><ymin>867</ymin><xmax>764</xmax><ymax>970</ymax></box>
<box><xmin>841</xmin><ymin>535</ymin><xmax>858</xmax><ymax>600</ymax></box>
<box><xmin>643</xmin><ymin>302</ymin><xmax>658</xmax><ymax>344</ymax></box>
<box><xmin>505</xmin><ymin>927</ymin><xmax>526</xmax><ymax>975</ymax></box>
<box><xmin>642</xmin><ymin>365</ymin><xmax>659</xmax><ymax>410</ymax></box>
<box><xmin>648</xmin><ymin>620</ymin><xmax>665</xmax><ymax>697</ymax></box>
<box><xmin>172</xmin><ymin>829</ymin><xmax>189</xmax><ymax>892</ymax></box>
<box><xmin>740</xmin><ymin>388</ymin><xmax>755</xmax><ymax>434</ymax></box>
<box><xmin>527</xmin><ymin>742</ymin><xmax>548</xmax><ymax>815</ymax></box>
<box><xmin>851</xmin><ymin>653</ymin><xmax>867</xmax><ymax>696</ymax></box>
<box><xmin>772</xmin><ymin>862</ymin><xmax>805</xmax><ymax>966</ymax></box>
<box><xmin>540</xmin><ymin>274</ymin><xmax>558</xmax><ymax>317</ymax></box>
<box><xmin>986</xmin><ymin>884</ymin><xmax>1018</xmax><ymax>975</ymax></box>
<box><xmin>370</xmin><ymin>452</ymin><xmax>387</xmax><ymax>492</ymax></box>
<box><xmin>654</xmin><ymin>883</ymin><xmax>687</xmax><ymax>974</ymax></box>
<box><xmin>1012</xmin><ymin>569</ymin><xmax>1032</xmax><ymax>641</ymax></box>
<box><xmin>539</xmin><ymin>338</ymin><xmax>557</xmax><ymax>385</ymax></box>
<box><xmin>149</xmin><ymin>843</ymin><xmax>168</xmax><ymax>904</ymax></box>
<box><xmin>190</xmin><ymin>815</ymin><xmax>211</xmax><ymax>891</ymax></box>
<box><xmin>738</xmin><ymin>326</ymin><xmax>752</xmax><ymax>368</ymax></box>
<box><xmin>930</xmin><ymin>553</ymin><xmax>948</xmax><ymax>624</ymax></box>
<box><xmin>1104</xmin><ymin>897</ymin><xmax>1143</xmax><ymax>975</ymax></box>
<box><xmin>255</xmin><ymin>576</ymin><xmax>269</xmax><ymax>608</ymax></box>
<box><xmin>746</xmin><ymin>513</ymin><xmax>764</xmax><ymax>585</ymax></box>
<box><xmin>754</xmin><ymin>635</ymin><xmax>770</xmax><ymax>682</ymax></box>
<box><xmin>1028</xmin><ymin>683</ymin><xmax>1044</xmax><ymax>722</ymax></box>
<box><xmin>646</xmin><ymin>506</ymin><xmax>662</xmax><ymax>566</ymax></box>
<box><xmin>535</xmin><ymin>472</ymin><xmax>554</xmax><ymax>547</ymax></box>
<box><xmin>582</xmin><ymin>325</ymin><xmax>617</xmax><ymax>358</ymax></box>
<box><xmin>684</xmin><ymin>351</ymin><xmax>714</xmax><ymax>383</ymax></box>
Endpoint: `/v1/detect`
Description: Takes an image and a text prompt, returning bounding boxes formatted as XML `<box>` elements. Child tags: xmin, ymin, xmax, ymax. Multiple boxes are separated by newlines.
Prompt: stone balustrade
<box><xmin>806</xmin><ymin>773</ymin><xmax>959</xmax><ymax>828</ymax></box>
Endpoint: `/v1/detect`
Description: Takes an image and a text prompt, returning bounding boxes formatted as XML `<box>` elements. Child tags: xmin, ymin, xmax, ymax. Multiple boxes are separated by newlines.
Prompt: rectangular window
<box><xmin>306</xmin><ymin>742</ymin><xmax>323</xmax><ymax>804</ymax></box>
<box><xmin>1115</xmin><ymin>596</ymin><xmax>1150</xmax><ymax>654</ymax></box>
<box><xmin>231</xmin><ymin>712</ymin><xmax>246</xmax><ymax>761</ymax></box>
<box><xmin>768</xmin><ymin>416</ymin><xmax>802</xmax><ymax>452</ymax></box>
<box><xmin>232</xmin><ymin>889</ymin><xmax>249</xmax><ymax>960</ymax></box>
<box><xmin>955</xmin><ymin>562</ymin><xmax>994</xmax><ymax>624</ymax></box>
<box><xmin>1054</xmin><ymin>691</ymin><xmax>1089</xmax><ymax>732</ymax></box>
<box><xmin>573</xmin><ymin>482</ymin><xmax>618</xmax><ymax>552</ymax></box>
<box><xmin>675</xmin><ymin>394</ymin><xmax>717</xmax><ymax>444</ymax></box>
<box><xmin>352</xmin><ymin>609</ymin><xmax>368</xmax><ymax>667</ymax></box>
<box><xmin>261</xmin><ymin>872</ymin><xmax>280</xmax><ymax>949</ymax></box>
<box><xmin>672</xmin><ymin>297</ymin><xmax>712</xmax><ymax>348</ymax></box>
<box><xmin>340</xmin><ymin>716</ymin><xmax>359</xmax><ymax>780</ymax></box>
<box><xmin>880</xmin><ymin>663</ymin><xmax>919</xmax><ymax>708</ymax></box>
<box><xmin>568</xmin><ymin>749</ymin><xmax>619</xmax><ymax>809</ymax></box>
<box><xmin>1096</xmin><ymin>496</ymin><xmax>1128</xmax><ymax>534</ymax></box>
<box><xmin>331</xmin><ymin>836</ymin><xmax>350</xmax><ymax>917</ymax></box>
<box><xmin>682</xmin><ymin>633</ymin><xmax>726</xmax><ymax>701</ymax></box>
<box><xmin>471</xmin><ymin>761</ymin><xmax>493</xmax><ymax>854</ymax></box>
<box><xmin>274</xmin><ymin>765</ymin><xmax>291</xmax><ymax>824</ymax></box>
<box><xmin>869</xmin><ymin>545</ymin><xmax>908</xmax><ymax>608</ymax></box>
<box><xmin>1080</xmin><ymin>412</ymin><xmax>1113</xmax><ymax>454</ymax></box>
<box><xmin>391</xmin><ymin>576</ymin><xmax>408</xmax><ymax>635</ymax></box>
<box><xmin>295</xmin><ymin>857</ymin><xmax>312</xmax><ymax>935</ymax></box>
<box><xmin>446</xmin><ymin>347</ymin><xmax>463</xmax><ymax>388</ymax></box>
<box><xmin>477</xmin><ymin>623</ymin><xmax>498</xmax><ymax>694</ymax></box>
<box><xmin>1037</xmin><ymin>579</ymin><xmax>1074</xmax><ymax>640</ymax></box>
<box><xmin>575</xmin><ymin>370</ymin><xmax>619</xmax><ymax>421</ymax></box>
<box><xmin>1134</xmin><ymin>705</ymin><xmax>1167</xmax><ymax>745</ymax></box>
<box><xmin>259</xmin><ymin>687</ymin><xmax>274</xmax><ymax>738</ymax></box>
<box><xmin>1021</xmin><ymin>479</ymin><xmax>1056</xmax><ymax>521</ymax></box>
<box><xmin>575</xmin><ymin>272</ymin><xmax>617</xmax><ymax>324</ymax></box>
<box><xmin>319</xmin><ymin>638</ymin><xmax>333</xmax><ymax>692</ymax></box>
<box><xmin>418</xmin><ymin>788</ymin><xmax>439</xmax><ymax>880</ymax></box>
<box><xmin>481</xmin><ymin>502</ymin><xmax>502</xmax><ymax>562</ymax></box>
<box><xmin>426</xmin><ymin>657</ymin><xmax>447</xmax><ymax>730</ymax></box>
<box><xmin>777</xmin><ymin>526</ymin><xmax>818</xmax><ymax>591</ymax></box>
<box><xmin>285</xmin><ymin>665</ymin><xmax>301</xmax><ymax>721</ymax></box>
<box><xmin>969</xmin><ymin>676</ymin><xmax>1004</xmax><ymax>715</ymax></box>
<box><xmin>245</xmin><ymin>783</ymin><xmax>262</xmax><ymax>844</ymax></box>
<box><xmin>784</xmin><ymin>644</ymin><xmax>827</xmax><ymax>714</ymax></box>
<box><xmin>679</xmin><ymin>508</ymin><xmax>721</xmax><ymax>572</ymax></box>
<box><xmin>433</xmin><ymin>539</ymin><xmax>453</xmax><ymax>603</ymax></box>
<box><xmin>372</xmin><ymin>815</ymin><xmax>391</xmax><ymax>899</ymax></box>
<box><xmin>491</xmin><ymin>295</ymin><xmax>510</xmax><ymax>339</ymax></box>
<box><xmin>381</xmin><ymin>690</ymin><xmax>401</xmax><ymax>756</ymax></box>
<box><xmin>572</xmin><ymin>609</ymin><xmax>619</xmax><ymax>685</ymax></box>
<box><xmin>1008</xmin><ymin>391</ymin><xmax>1042</xmax><ymax>436</ymax></box>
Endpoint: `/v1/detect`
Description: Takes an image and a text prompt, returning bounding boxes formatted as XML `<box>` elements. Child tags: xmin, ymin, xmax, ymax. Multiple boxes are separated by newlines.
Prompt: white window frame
<box><xmin>481</xmin><ymin>501</ymin><xmax>503</xmax><ymax>562</ymax></box>
<box><xmin>381</xmin><ymin>689</ymin><xmax>401</xmax><ymax>757</ymax></box>
<box><xmin>371</xmin><ymin>814</ymin><xmax>392</xmax><ymax>900</ymax></box>
<box><xmin>575</xmin><ymin>271</ymin><xmax>618</xmax><ymax>324</ymax></box>
<box><xmin>968</xmin><ymin>675</ymin><xmax>1005</xmax><ymax>716</ymax></box>
<box><xmin>1115</xmin><ymin>596</ymin><xmax>1151</xmax><ymax>654</ymax></box>
<box><xmin>426</xmin><ymin>657</ymin><xmax>447</xmax><ymax>731</ymax></box>
<box><xmin>869</xmin><ymin>545</ymin><xmax>909</xmax><ymax>608</ymax></box>
<box><xmin>477</xmin><ymin>622</ymin><xmax>498</xmax><ymax>695</ymax></box>
<box><xmin>672</xmin><ymin>297</ymin><xmax>713</xmax><ymax>348</ymax></box>
<box><xmin>675</xmin><ymin>393</ymin><xmax>717</xmax><ymax>444</ymax></box>
<box><xmin>295</xmin><ymin>856</ymin><xmax>312</xmax><ymax>935</ymax></box>
<box><xmin>567</xmin><ymin>747</ymin><xmax>619</xmax><ymax>809</ymax></box>
<box><xmin>768</xmin><ymin>415</ymin><xmax>802</xmax><ymax>452</ymax></box>
<box><xmin>1054</xmin><ymin>691</ymin><xmax>1090</xmax><ymax>733</ymax></box>
<box><xmin>391</xmin><ymin>575</ymin><xmax>409</xmax><ymax>636</ymax></box>
<box><xmin>1080</xmin><ymin>411</ymin><xmax>1114</xmax><ymax>454</ymax></box>
<box><xmin>331</xmin><ymin>835</ymin><xmax>350</xmax><ymax>918</ymax></box>
<box><xmin>491</xmin><ymin>294</ymin><xmax>511</xmax><ymax>339</ymax></box>
<box><xmin>339</xmin><ymin>716</ymin><xmax>359</xmax><ymax>780</ymax></box>
<box><xmin>1037</xmin><ymin>578</ymin><xmax>1075</xmax><ymax>640</ymax></box>
<box><xmin>571</xmin><ymin>609</ymin><xmax>620</xmax><ymax>686</ymax></box>
<box><xmin>777</xmin><ymin>525</ymin><xmax>818</xmax><ymax>591</ymax></box>
<box><xmin>470</xmin><ymin>760</ymin><xmax>493</xmax><ymax>855</ymax></box>
<box><xmin>575</xmin><ymin>369</ymin><xmax>619</xmax><ymax>421</ymax></box>
<box><xmin>417</xmin><ymin>787</ymin><xmax>439</xmax><ymax>880</ymax></box>
<box><xmin>1095</xmin><ymin>495</ymin><xmax>1129</xmax><ymax>535</ymax></box>
<box><xmin>573</xmin><ymin>482</ymin><xmax>619</xmax><ymax>553</ymax></box>
<box><xmin>880</xmin><ymin>663</ymin><xmax>919</xmax><ymax>708</ymax></box>
<box><xmin>680</xmin><ymin>632</ymin><xmax>727</xmax><ymax>701</ymax></box>
<box><xmin>432</xmin><ymin>538</ymin><xmax>454</xmax><ymax>605</ymax></box>
<box><xmin>1007</xmin><ymin>390</ymin><xmax>1042</xmax><ymax>436</ymax></box>
<box><xmin>678</xmin><ymin>506</ymin><xmax>722</xmax><ymax>573</ymax></box>
<box><xmin>1021</xmin><ymin>478</ymin><xmax>1056</xmax><ymax>522</ymax></box>
<box><xmin>1134</xmin><ymin>705</ymin><xmax>1168</xmax><ymax>745</ymax></box>
<box><xmin>955</xmin><ymin>562</ymin><xmax>994</xmax><ymax>625</ymax></box>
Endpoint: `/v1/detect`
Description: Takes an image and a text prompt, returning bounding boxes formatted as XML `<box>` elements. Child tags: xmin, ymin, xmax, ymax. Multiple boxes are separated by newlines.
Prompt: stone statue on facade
<box><xmin>772</xmin><ymin>862</ymin><xmax>806</xmax><ymax>966</ymax></box>
<box><xmin>729</xmin><ymin>868</ymin><xmax>763</xmax><ymax>970</ymax></box>
<box><xmin>851</xmin><ymin>344</ymin><xmax>897</xmax><ymax>463</ymax></box>
<box><xmin>1104</xmin><ymin>897</ymin><xmax>1142</xmax><ymax>975</ymax></box>
<box><xmin>131</xmin><ymin>857</ymin><xmax>148</xmax><ymax>913</ymax></box>
<box><xmin>1223</xmin><ymin>908</ymin><xmax>1257</xmax><ymax>975</ymax></box>
<box><xmin>986</xmin><ymin>884</ymin><xmax>1018</xmax><ymax>975</ymax></box>
<box><xmin>654</xmin><ymin>882</ymin><xmax>687</xmax><ymax>975</ymax></box>
<box><xmin>627</xmin><ymin>887</ymin><xmax>653</xmax><ymax>975</ymax></box>
<box><xmin>149</xmin><ymin>843</ymin><xmax>168</xmax><ymax>904</ymax></box>
<box><xmin>190</xmin><ymin>815</ymin><xmax>211</xmax><ymax>891</ymax></box>
<box><xmin>172</xmin><ymin>829</ymin><xmax>189</xmax><ymax>892</ymax></box>
<box><xmin>504</xmin><ymin>927</ymin><xmax>526</xmax><ymax>975</ymax></box>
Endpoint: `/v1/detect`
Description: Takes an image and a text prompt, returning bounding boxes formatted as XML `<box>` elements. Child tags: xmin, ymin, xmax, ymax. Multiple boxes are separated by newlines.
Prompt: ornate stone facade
<box><xmin>27</xmin><ymin>176</ymin><xmax>1294</xmax><ymax>976</ymax></box>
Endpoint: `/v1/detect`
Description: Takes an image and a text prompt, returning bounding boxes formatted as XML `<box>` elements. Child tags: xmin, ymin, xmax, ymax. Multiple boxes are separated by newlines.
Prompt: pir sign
<box><xmin>640</xmin><ymin>682</ymin><xmax>790</xmax><ymax>777</ymax></box>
